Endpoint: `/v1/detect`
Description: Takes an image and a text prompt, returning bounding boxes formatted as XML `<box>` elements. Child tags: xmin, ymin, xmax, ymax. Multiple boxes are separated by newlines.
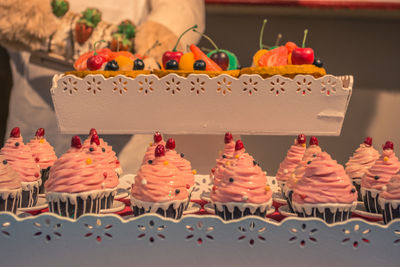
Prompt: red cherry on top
<box><xmin>155</xmin><ymin>144</ymin><xmax>165</xmax><ymax>157</ymax></box>
<box><xmin>235</xmin><ymin>140</ymin><xmax>244</xmax><ymax>151</ymax></box>
<box><xmin>383</xmin><ymin>141</ymin><xmax>394</xmax><ymax>150</ymax></box>
<box><xmin>297</xmin><ymin>134</ymin><xmax>306</xmax><ymax>144</ymax></box>
<box><xmin>154</xmin><ymin>132</ymin><xmax>162</xmax><ymax>143</ymax></box>
<box><xmin>224</xmin><ymin>132</ymin><xmax>233</xmax><ymax>144</ymax></box>
<box><xmin>87</xmin><ymin>55</ymin><xmax>107</xmax><ymax>71</ymax></box>
<box><xmin>90</xmin><ymin>134</ymin><xmax>100</xmax><ymax>146</ymax></box>
<box><xmin>10</xmin><ymin>127</ymin><xmax>20</xmax><ymax>138</ymax></box>
<box><xmin>291</xmin><ymin>48</ymin><xmax>314</xmax><ymax>65</ymax></box>
<box><xmin>166</xmin><ymin>138</ymin><xmax>176</xmax><ymax>150</ymax></box>
<box><xmin>363</xmin><ymin>137</ymin><xmax>373</xmax><ymax>146</ymax></box>
<box><xmin>35</xmin><ymin>128</ymin><xmax>45</xmax><ymax>138</ymax></box>
<box><xmin>71</xmin><ymin>136</ymin><xmax>82</xmax><ymax>149</ymax></box>
<box><xmin>309</xmin><ymin>136</ymin><xmax>319</xmax><ymax>146</ymax></box>
<box><xmin>89</xmin><ymin>128</ymin><xmax>98</xmax><ymax>137</ymax></box>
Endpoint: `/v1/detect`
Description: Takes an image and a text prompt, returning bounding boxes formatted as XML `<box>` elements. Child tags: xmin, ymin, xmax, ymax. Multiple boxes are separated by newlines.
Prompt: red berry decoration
<box><xmin>309</xmin><ymin>136</ymin><xmax>319</xmax><ymax>146</ymax></box>
<box><xmin>87</xmin><ymin>54</ymin><xmax>107</xmax><ymax>70</ymax></box>
<box><xmin>186</xmin><ymin>184</ymin><xmax>190</xmax><ymax>189</ymax></box>
<box><xmin>155</xmin><ymin>144</ymin><xmax>165</xmax><ymax>157</ymax></box>
<box><xmin>383</xmin><ymin>141</ymin><xmax>394</xmax><ymax>150</ymax></box>
<box><xmin>103</xmin><ymin>172</ymin><xmax>108</xmax><ymax>178</ymax></box>
<box><xmin>90</xmin><ymin>134</ymin><xmax>100</xmax><ymax>146</ymax></box>
<box><xmin>35</xmin><ymin>173</ymin><xmax>40</xmax><ymax>178</ymax></box>
<box><xmin>35</xmin><ymin>128</ymin><xmax>45</xmax><ymax>138</ymax></box>
<box><xmin>10</xmin><ymin>127</ymin><xmax>20</xmax><ymax>138</ymax></box>
<box><xmin>154</xmin><ymin>132</ymin><xmax>162</xmax><ymax>143</ymax></box>
<box><xmin>35</xmin><ymin>157</ymin><xmax>40</xmax><ymax>163</ymax></box>
<box><xmin>364</xmin><ymin>137</ymin><xmax>373</xmax><ymax>146</ymax></box>
<box><xmin>224</xmin><ymin>132</ymin><xmax>233</xmax><ymax>144</ymax></box>
<box><xmin>291</xmin><ymin>29</ymin><xmax>314</xmax><ymax>65</ymax></box>
<box><xmin>89</xmin><ymin>128</ymin><xmax>98</xmax><ymax>137</ymax></box>
<box><xmin>71</xmin><ymin>136</ymin><xmax>82</xmax><ymax>149</ymax></box>
<box><xmin>297</xmin><ymin>134</ymin><xmax>306</xmax><ymax>144</ymax></box>
<box><xmin>166</xmin><ymin>138</ymin><xmax>176</xmax><ymax>150</ymax></box>
<box><xmin>235</xmin><ymin>140</ymin><xmax>244</xmax><ymax>151</ymax></box>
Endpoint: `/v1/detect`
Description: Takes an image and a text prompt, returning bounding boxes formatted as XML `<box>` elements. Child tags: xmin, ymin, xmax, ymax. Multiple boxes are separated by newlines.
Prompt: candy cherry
<box><xmin>291</xmin><ymin>29</ymin><xmax>314</xmax><ymax>65</ymax></box>
<box><xmin>71</xmin><ymin>136</ymin><xmax>82</xmax><ymax>149</ymax></box>
<box><xmin>297</xmin><ymin>134</ymin><xmax>306</xmax><ymax>144</ymax></box>
<box><xmin>235</xmin><ymin>140</ymin><xmax>244</xmax><ymax>151</ymax></box>
<box><xmin>155</xmin><ymin>144</ymin><xmax>165</xmax><ymax>157</ymax></box>
<box><xmin>309</xmin><ymin>136</ymin><xmax>319</xmax><ymax>146</ymax></box>
<box><xmin>10</xmin><ymin>127</ymin><xmax>20</xmax><ymax>138</ymax></box>
<box><xmin>90</xmin><ymin>134</ymin><xmax>100</xmax><ymax>146</ymax></box>
<box><xmin>162</xmin><ymin>25</ymin><xmax>198</xmax><ymax>68</ymax></box>
<box><xmin>87</xmin><ymin>41</ymin><xmax>107</xmax><ymax>70</ymax></box>
<box><xmin>224</xmin><ymin>132</ymin><xmax>233</xmax><ymax>144</ymax></box>
<box><xmin>383</xmin><ymin>141</ymin><xmax>394</xmax><ymax>150</ymax></box>
<box><xmin>364</xmin><ymin>137</ymin><xmax>373</xmax><ymax>146</ymax></box>
<box><xmin>154</xmin><ymin>132</ymin><xmax>162</xmax><ymax>143</ymax></box>
<box><xmin>35</xmin><ymin>128</ymin><xmax>45</xmax><ymax>138</ymax></box>
<box><xmin>166</xmin><ymin>138</ymin><xmax>176</xmax><ymax>150</ymax></box>
<box><xmin>89</xmin><ymin>128</ymin><xmax>98</xmax><ymax>137</ymax></box>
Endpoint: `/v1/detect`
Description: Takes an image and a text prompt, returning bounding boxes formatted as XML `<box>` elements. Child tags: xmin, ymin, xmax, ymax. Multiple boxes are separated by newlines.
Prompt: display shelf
<box><xmin>51</xmin><ymin>74</ymin><xmax>353</xmax><ymax>135</ymax></box>
<box><xmin>0</xmin><ymin>212</ymin><xmax>398</xmax><ymax>266</ymax></box>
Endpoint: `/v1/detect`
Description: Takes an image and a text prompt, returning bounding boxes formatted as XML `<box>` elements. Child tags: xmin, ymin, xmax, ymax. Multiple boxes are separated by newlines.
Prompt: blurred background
<box><xmin>1</xmin><ymin>0</ymin><xmax>400</xmax><ymax>174</ymax></box>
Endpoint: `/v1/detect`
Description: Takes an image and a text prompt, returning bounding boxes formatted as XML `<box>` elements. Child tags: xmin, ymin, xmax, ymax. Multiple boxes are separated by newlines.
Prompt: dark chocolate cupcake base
<box><xmin>0</xmin><ymin>189</ymin><xmax>21</xmax><ymax>214</ymax></box>
<box><xmin>352</xmin><ymin>178</ymin><xmax>362</xmax><ymax>202</ymax></box>
<box><xmin>213</xmin><ymin>201</ymin><xmax>272</xmax><ymax>221</ymax></box>
<box><xmin>46</xmin><ymin>190</ymin><xmax>104</xmax><ymax>219</ymax></box>
<box><xmin>39</xmin><ymin>167</ymin><xmax>51</xmax><ymax>194</ymax></box>
<box><xmin>361</xmin><ymin>187</ymin><xmax>381</xmax><ymax>214</ymax></box>
<box><xmin>130</xmin><ymin>197</ymin><xmax>187</xmax><ymax>220</ymax></box>
<box><xmin>20</xmin><ymin>181</ymin><xmax>40</xmax><ymax>208</ymax></box>
<box><xmin>379</xmin><ymin>199</ymin><xmax>400</xmax><ymax>224</ymax></box>
<box><xmin>292</xmin><ymin>202</ymin><xmax>357</xmax><ymax>224</ymax></box>
<box><xmin>100</xmin><ymin>188</ymin><xmax>117</xmax><ymax>210</ymax></box>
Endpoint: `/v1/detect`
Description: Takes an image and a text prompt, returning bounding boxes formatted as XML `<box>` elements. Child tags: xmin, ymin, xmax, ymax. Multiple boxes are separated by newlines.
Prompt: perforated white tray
<box><xmin>0</xmin><ymin>212</ymin><xmax>397</xmax><ymax>266</ymax></box>
<box><xmin>51</xmin><ymin>74</ymin><xmax>353</xmax><ymax>135</ymax></box>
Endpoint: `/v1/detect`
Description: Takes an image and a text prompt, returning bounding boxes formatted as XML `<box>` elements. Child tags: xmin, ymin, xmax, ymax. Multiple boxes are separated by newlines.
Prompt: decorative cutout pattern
<box><xmin>321</xmin><ymin>76</ymin><xmax>339</xmax><ymax>96</ymax></box>
<box><xmin>1</xmin><ymin>221</ymin><xmax>11</xmax><ymax>237</ymax></box>
<box><xmin>295</xmin><ymin>76</ymin><xmax>313</xmax><ymax>96</ymax></box>
<box><xmin>136</xmin><ymin>219</ymin><xmax>166</xmax><ymax>244</ymax></box>
<box><xmin>268</xmin><ymin>76</ymin><xmax>286</xmax><ymax>96</ymax></box>
<box><xmin>288</xmin><ymin>223</ymin><xmax>318</xmax><ymax>247</ymax></box>
<box><xmin>32</xmin><ymin>218</ymin><xmax>62</xmax><ymax>242</ymax></box>
<box><xmin>137</xmin><ymin>77</ymin><xmax>154</xmax><ymax>94</ymax></box>
<box><xmin>242</xmin><ymin>77</ymin><xmax>260</xmax><ymax>96</ymax></box>
<box><xmin>216</xmin><ymin>77</ymin><xmax>232</xmax><ymax>95</ymax></box>
<box><xmin>112</xmin><ymin>77</ymin><xmax>128</xmax><ymax>95</ymax></box>
<box><xmin>341</xmin><ymin>224</ymin><xmax>371</xmax><ymax>249</ymax></box>
<box><xmin>86</xmin><ymin>77</ymin><xmax>102</xmax><ymax>95</ymax></box>
<box><xmin>83</xmin><ymin>218</ymin><xmax>112</xmax><ymax>243</ymax></box>
<box><xmin>185</xmin><ymin>221</ymin><xmax>214</xmax><ymax>246</ymax></box>
<box><xmin>237</xmin><ymin>221</ymin><xmax>267</xmax><ymax>246</ymax></box>
<box><xmin>165</xmin><ymin>77</ymin><xmax>181</xmax><ymax>95</ymax></box>
<box><xmin>62</xmin><ymin>77</ymin><xmax>78</xmax><ymax>95</ymax></box>
<box><xmin>189</xmin><ymin>77</ymin><xmax>206</xmax><ymax>95</ymax></box>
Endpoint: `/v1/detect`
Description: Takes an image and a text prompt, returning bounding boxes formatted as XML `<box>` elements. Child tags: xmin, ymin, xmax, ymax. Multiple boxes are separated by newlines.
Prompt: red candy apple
<box><xmin>166</xmin><ymin>138</ymin><xmax>176</xmax><ymax>150</ymax></box>
<box><xmin>309</xmin><ymin>136</ymin><xmax>319</xmax><ymax>146</ymax></box>
<box><xmin>235</xmin><ymin>140</ymin><xmax>244</xmax><ymax>151</ymax></box>
<box><xmin>364</xmin><ymin>137</ymin><xmax>373</xmax><ymax>146</ymax></box>
<box><xmin>155</xmin><ymin>144</ymin><xmax>165</xmax><ymax>157</ymax></box>
<box><xmin>383</xmin><ymin>141</ymin><xmax>394</xmax><ymax>150</ymax></box>
<box><xmin>224</xmin><ymin>132</ymin><xmax>233</xmax><ymax>144</ymax></box>
<box><xmin>71</xmin><ymin>136</ymin><xmax>82</xmax><ymax>149</ymax></box>
<box><xmin>291</xmin><ymin>29</ymin><xmax>314</xmax><ymax>65</ymax></box>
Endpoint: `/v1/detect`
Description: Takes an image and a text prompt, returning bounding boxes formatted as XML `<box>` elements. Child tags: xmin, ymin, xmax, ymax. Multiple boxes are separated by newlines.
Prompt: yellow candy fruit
<box><xmin>115</xmin><ymin>56</ymin><xmax>133</xmax><ymax>71</ymax></box>
<box><xmin>179</xmin><ymin>52</ymin><xmax>195</xmax><ymax>70</ymax></box>
<box><xmin>163</xmin><ymin>161</ymin><xmax>169</xmax><ymax>165</ymax></box>
<box><xmin>384</xmin><ymin>156</ymin><xmax>389</xmax><ymax>162</ymax></box>
<box><xmin>288</xmin><ymin>52</ymin><xmax>293</xmax><ymax>65</ymax></box>
<box><xmin>86</xmin><ymin>158</ymin><xmax>92</xmax><ymax>165</ymax></box>
<box><xmin>252</xmin><ymin>49</ymin><xmax>268</xmax><ymax>67</ymax></box>
<box><xmin>192</xmin><ymin>169</ymin><xmax>197</xmax><ymax>175</ymax></box>
<box><xmin>39</xmin><ymin>139</ymin><xmax>45</xmax><ymax>144</ymax></box>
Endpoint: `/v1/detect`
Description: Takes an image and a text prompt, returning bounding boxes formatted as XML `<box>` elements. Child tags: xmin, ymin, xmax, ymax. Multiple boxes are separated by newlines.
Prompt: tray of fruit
<box><xmin>51</xmin><ymin>21</ymin><xmax>353</xmax><ymax>135</ymax></box>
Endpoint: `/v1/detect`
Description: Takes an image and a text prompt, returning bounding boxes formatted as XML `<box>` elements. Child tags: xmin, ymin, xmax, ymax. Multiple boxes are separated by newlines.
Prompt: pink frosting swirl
<box><xmin>165</xmin><ymin>149</ymin><xmax>195</xmax><ymax>187</ymax></box>
<box><xmin>292</xmin><ymin>152</ymin><xmax>357</xmax><ymax>204</ymax></box>
<box><xmin>131</xmin><ymin>156</ymin><xmax>189</xmax><ymax>202</ymax></box>
<box><xmin>142</xmin><ymin>140</ymin><xmax>166</xmax><ymax>164</ymax></box>
<box><xmin>0</xmin><ymin>136</ymin><xmax>41</xmax><ymax>182</ymax></box>
<box><xmin>286</xmin><ymin>145</ymin><xmax>322</xmax><ymax>191</ymax></box>
<box><xmin>211</xmin><ymin>148</ymin><xmax>272</xmax><ymax>204</ymax></box>
<box><xmin>276</xmin><ymin>139</ymin><xmax>306</xmax><ymax>182</ymax></box>
<box><xmin>361</xmin><ymin>149</ymin><xmax>400</xmax><ymax>191</ymax></box>
<box><xmin>211</xmin><ymin>140</ymin><xmax>235</xmax><ymax>184</ymax></box>
<box><xmin>0</xmin><ymin>155</ymin><xmax>21</xmax><ymax>190</ymax></box>
<box><xmin>86</xmin><ymin>144</ymin><xmax>119</xmax><ymax>189</ymax></box>
<box><xmin>27</xmin><ymin>137</ymin><xmax>57</xmax><ymax>169</ymax></box>
<box><xmin>45</xmin><ymin>148</ymin><xmax>105</xmax><ymax>193</ymax></box>
<box><xmin>345</xmin><ymin>143</ymin><xmax>379</xmax><ymax>179</ymax></box>
<box><xmin>83</xmin><ymin>137</ymin><xmax>120</xmax><ymax>172</ymax></box>
<box><xmin>380</xmin><ymin>173</ymin><xmax>400</xmax><ymax>200</ymax></box>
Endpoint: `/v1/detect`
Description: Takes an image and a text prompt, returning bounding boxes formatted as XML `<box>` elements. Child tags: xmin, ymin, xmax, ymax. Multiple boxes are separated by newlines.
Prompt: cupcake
<box><xmin>86</xmin><ymin>134</ymin><xmax>119</xmax><ymax>209</ymax></box>
<box><xmin>345</xmin><ymin>137</ymin><xmax>379</xmax><ymax>201</ymax></box>
<box><xmin>0</xmin><ymin>156</ymin><xmax>22</xmax><ymax>213</ymax></box>
<box><xmin>284</xmin><ymin>136</ymin><xmax>321</xmax><ymax>212</ymax></box>
<box><xmin>361</xmin><ymin>141</ymin><xmax>400</xmax><ymax>213</ymax></box>
<box><xmin>0</xmin><ymin>127</ymin><xmax>41</xmax><ymax>208</ymax></box>
<box><xmin>210</xmin><ymin>132</ymin><xmax>235</xmax><ymax>185</ymax></box>
<box><xmin>211</xmin><ymin>140</ymin><xmax>272</xmax><ymax>220</ymax></box>
<box><xmin>292</xmin><ymin>152</ymin><xmax>357</xmax><ymax>223</ymax></box>
<box><xmin>379</xmin><ymin>172</ymin><xmax>400</xmax><ymax>224</ymax></box>
<box><xmin>276</xmin><ymin>134</ymin><xmax>307</xmax><ymax>194</ymax></box>
<box><xmin>131</xmin><ymin>144</ymin><xmax>189</xmax><ymax>219</ymax></box>
<box><xmin>27</xmin><ymin>128</ymin><xmax>57</xmax><ymax>194</ymax></box>
<box><xmin>165</xmin><ymin>138</ymin><xmax>195</xmax><ymax>189</ymax></box>
<box><xmin>83</xmin><ymin>128</ymin><xmax>122</xmax><ymax>176</ymax></box>
<box><xmin>142</xmin><ymin>132</ymin><xmax>166</xmax><ymax>164</ymax></box>
<box><xmin>45</xmin><ymin>136</ymin><xmax>105</xmax><ymax>219</ymax></box>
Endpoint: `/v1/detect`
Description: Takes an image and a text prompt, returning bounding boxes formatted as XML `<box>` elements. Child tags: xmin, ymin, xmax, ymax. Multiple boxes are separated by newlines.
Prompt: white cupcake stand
<box><xmin>3</xmin><ymin>73</ymin><xmax>398</xmax><ymax>266</ymax></box>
